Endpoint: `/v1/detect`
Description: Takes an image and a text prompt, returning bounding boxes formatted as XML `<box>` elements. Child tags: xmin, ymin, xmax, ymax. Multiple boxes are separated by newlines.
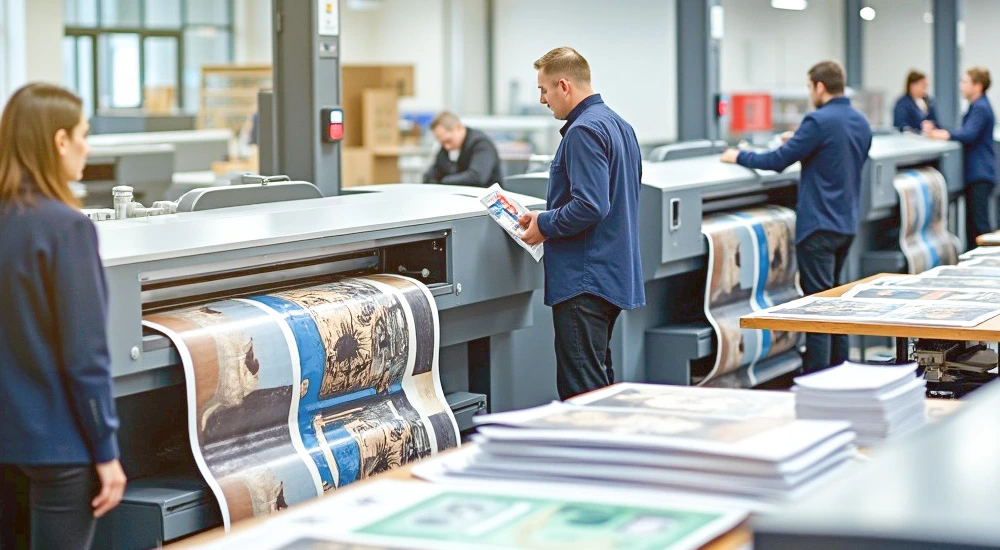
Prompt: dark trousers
<box><xmin>966</xmin><ymin>180</ymin><xmax>996</xmax><ymax>249</ymax></box>
<box><xmin>796</xmin><ymin>230</ymin><xmax>854</xmax><ymax>374</ymax></box>
<box><xmin>552</xmin><ymin>293</ymin><xmax>622</xmax><ymax>400</ymax></box>
<box><xmin>1</xmin><ymin>464</ymin><xmax>98</xmax><ymax>550</ymax></box>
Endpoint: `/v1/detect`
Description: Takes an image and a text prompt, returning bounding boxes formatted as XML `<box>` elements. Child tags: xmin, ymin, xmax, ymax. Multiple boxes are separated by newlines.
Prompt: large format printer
<box><xmin>851</xmin><ymin>134</ymin><xmax>962</xmax><ymax>280</ymax></box>
<box><xmin>92</xmin><ymin>183</ymin><xmax>545</xmax><ymax>547</ymax></box>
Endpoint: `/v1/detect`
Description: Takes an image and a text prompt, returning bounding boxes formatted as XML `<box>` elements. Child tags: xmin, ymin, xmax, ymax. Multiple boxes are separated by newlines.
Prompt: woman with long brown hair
<box><xmin>0</xmin><ymin>83</ymin><xmax>126</xmax><ymax>549</ymax></box>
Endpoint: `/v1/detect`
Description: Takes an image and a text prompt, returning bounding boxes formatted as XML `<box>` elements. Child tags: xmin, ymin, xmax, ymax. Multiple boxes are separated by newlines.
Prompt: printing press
<box><xmin>90</xmin><ymin>181</ymin><xmax>545</xmax><ymax>547</ymax></box>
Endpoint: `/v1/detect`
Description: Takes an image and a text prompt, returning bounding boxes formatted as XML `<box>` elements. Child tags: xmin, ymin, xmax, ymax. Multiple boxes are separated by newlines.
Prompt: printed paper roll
<box><xmin>893</xmin><ymin>167</ymin><xmax>960</xmax><ymax>274</ymax></box>
<box><xmin>700</xmin><ymin>205</ymin><xmax>803</xmax><ymax>385</ymax></box>
<box><xmin>144</xmin><ymin>275</ymin><xmax>459</xmax><ymax>529</ymax></box>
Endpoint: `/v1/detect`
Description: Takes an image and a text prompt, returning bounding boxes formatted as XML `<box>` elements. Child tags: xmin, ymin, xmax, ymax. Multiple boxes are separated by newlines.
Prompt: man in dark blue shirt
<box><xmin>722</xmin><ymin>61</ymin><xmax>872</xmax><ymax>374</ymax></box>
<box><xmin>924</xmin><ymin>66</ymin><xmax>997</xmax><ymax>248</ymax></box>
<box><xmin>518</xmin><ymin>47</ymin><xmax>644</xmax><ymax>400</ymax></box>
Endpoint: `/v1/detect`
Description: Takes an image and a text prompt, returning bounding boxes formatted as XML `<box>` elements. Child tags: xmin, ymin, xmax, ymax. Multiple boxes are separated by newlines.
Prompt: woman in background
<box><xmin>0</xmin><ymin>83</ymin><xmax>126</xmax><ymax>549</ymax></box>
<box><xmin>894</xmin><ymin>70</ymin><xmax>938</xmax><ymax>133</ymax></box>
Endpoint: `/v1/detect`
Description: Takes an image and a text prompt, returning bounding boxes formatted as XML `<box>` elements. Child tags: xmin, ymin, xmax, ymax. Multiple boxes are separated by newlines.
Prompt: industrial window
<box><xmin>63</xmin><ymin>0</ymin><xmax>233</xmax><ymax>116</ymax></box>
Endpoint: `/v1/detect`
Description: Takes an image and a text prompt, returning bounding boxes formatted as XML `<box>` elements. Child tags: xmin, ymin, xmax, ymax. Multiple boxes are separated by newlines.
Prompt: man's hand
<box><xmin>719</xmin><ymin>148</ymin><xmax>740</xmax><ymax>164</ymax></box>
<box><xmin>519</xmin><ymin>211</ymin><xmax>546</xmax><ymax>246</ymax></box>
<box><xmin>924</xmin><ymin>128</ymin><xmax>950</xmax><ymax>141</ymax></box>
<box><xmin>92</xmin><ymin>459</ymin><xmax>127</xmax><ymax>518</ymax></box>
<box><xmin>921</xmin><ymin>120</ymin><xmax>937</xmax><ymax>133</ymax></box>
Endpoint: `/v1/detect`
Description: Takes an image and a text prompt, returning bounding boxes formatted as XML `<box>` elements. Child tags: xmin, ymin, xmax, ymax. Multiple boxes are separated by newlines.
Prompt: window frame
<box><xmin>63</xmin><ymin>0</ymin><xmax>234</xmax><ymax>115</ymax></box>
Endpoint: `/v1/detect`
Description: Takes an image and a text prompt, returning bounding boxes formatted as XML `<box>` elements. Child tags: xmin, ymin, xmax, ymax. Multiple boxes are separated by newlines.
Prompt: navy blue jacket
<box><xmin>893</xmin><ymin>94</ymin><xmax>938</xmax><ymax>133</ymax></box>
<box><xmin>737</xmin><ymin>97</ymin><xmax>873</xmax><ymax>243</ymax></box>
<box><xmin>537</xmin><ymin>94</ymin><xmax>645</xmax><ymax>309</ymax></box>
<box><xmin>950</xmin><ymin>95</ymin><xmax>997</xmax><ymax>185</ymax></box>
<box><xmin>0</xmin><ymin>191</ymin><xmax>120</xmax><ymax>464</ymax></box>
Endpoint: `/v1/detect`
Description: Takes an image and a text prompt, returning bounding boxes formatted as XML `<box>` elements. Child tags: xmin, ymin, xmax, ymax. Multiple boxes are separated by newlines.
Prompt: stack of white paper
<box><xmin>793</xmin><ymin>362</ymin><xmax>927</xmax><ymax>447</ymax></box>
<box><xmin>414</xmin><ymin>384</ymin><xmax>857</xmax><ymax>509</ymax></box>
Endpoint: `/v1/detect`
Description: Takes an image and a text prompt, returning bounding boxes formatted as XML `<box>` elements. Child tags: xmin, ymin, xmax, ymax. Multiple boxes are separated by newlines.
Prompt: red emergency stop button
<box><xmin>321</xmin><ymin>107</ymin><xmax>344</xmax><ymax>143</ymax></box>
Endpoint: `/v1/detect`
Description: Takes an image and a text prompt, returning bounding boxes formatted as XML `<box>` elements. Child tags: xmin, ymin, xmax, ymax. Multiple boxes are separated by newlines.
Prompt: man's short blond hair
<box><xmin>533</xmin><ymin>47</ymin><xmax>591</xmax><ymax>85</ymax></box>
<box><xmin>430</xmin><ymin>111</ymin><xmax>462</xmax><ymax>131</ymax></box>
<box><xmin>968</xmin><ymin>66</ymin><xmax>992</xmax><ymax>92</ymax></box>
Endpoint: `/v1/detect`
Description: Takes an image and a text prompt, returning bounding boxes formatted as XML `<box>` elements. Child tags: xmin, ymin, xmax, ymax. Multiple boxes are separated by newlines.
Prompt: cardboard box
<box><xmin>362</xmin><ymin>89</ymin><xmax>400</xmax><ymax>148</ymax></box>
<box><xmin>341</xmin><ymin>64</ymin><xmax>413</xmax><ymax>147</ymax></box>
<box><xmin>341</xmin><ymin>147</ymin><xmax>400</xmax><ymax>187</ymax></box>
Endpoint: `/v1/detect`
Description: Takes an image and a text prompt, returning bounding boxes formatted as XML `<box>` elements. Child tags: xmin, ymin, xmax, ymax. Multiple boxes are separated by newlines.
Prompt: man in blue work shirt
<box><xmin>924</xmin><ymin>66</ymin><xmax>997</xmax><ymax>248</ymax></box>
<box><xmin>518</xmin><ymin>47</ymin><xmax>644</xmax><ymax>400</ymax></box>
<box><xmin>721</xmin><ymin>60</ymin><xmax>872</xmax><ymax>374</ymax></box>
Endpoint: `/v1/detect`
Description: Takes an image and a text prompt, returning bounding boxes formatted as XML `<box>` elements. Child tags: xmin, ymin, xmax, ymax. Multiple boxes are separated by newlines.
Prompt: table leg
<box><xmin>895</xmin><ymin>337</ymin><xmax>909</xmax><ymax>363</ymax></box>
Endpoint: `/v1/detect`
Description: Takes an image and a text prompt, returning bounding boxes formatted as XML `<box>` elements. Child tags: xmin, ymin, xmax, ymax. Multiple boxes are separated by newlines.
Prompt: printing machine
<box><xmin>851</xmin><ymin>133</ymin><xmax>963</xmax><ymax>280</ymax></box>
<box><xmin>92</xmin><ymin>183</ymin><xmax>545</xmax><ymax>547</ymax></box>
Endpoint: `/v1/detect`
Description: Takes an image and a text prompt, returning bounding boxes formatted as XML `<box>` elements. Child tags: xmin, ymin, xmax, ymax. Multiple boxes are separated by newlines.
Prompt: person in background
<box><xmin>721</xmin><ymin>61</ymin><xmax>872</xmax><ymax>374</ymax></box>
<box><xmin>518</xmin><ymin>47</ymin><xmax>645</xmax><ymax>400</ymax></box>
<box><xmin>0</xmin><ymin>83</ymin><xmax>126</xmax><ymax>550</ymax></box>
<box><xmin>422</xmin><ymin>111</ymin><xmax>504</xmax><ymax>187</ymax></box>
<box><xmin>924</xmin><ymin>67</ymin><xmax>997</xmax><ymax>248</ymax></box>
<box><xmin>894</xmin><ymin>70</ymin><xmax>938</xmax><ymax>133</ymax></box>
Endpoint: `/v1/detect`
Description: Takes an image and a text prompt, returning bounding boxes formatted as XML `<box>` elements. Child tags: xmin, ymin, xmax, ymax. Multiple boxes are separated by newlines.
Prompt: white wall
<box><xmin>24</xmin><ymin>0</ymin><xmax>62</xmax><ymax>85</ymax></box>
<box><xmin>721</xmin><ymin>0</ymin><xmax>845</xmax><ymax>92</ymax></box>
<box><xmin>233</xmin><ymin>0</ymin><xmax>272</xmax><ymax>64</ymax></box>
<box><xmin>458</xmin><ymin>0</ymin><xmax>489</xmax><ymax>115</ymax></box>
<box><xmin>963</xmin><ymin>0</ymin><xmax>1000</xmax><ymax>113</ymax></box>
<box><xmin>861</xmin><ymin>0</ymin><xmax>934</xmax><ymax>128</ymax></box>
<box><xmin>0</xmin><ymin>0</ymin><xmax>27</xmax><ymax>104</ymax></box>
<box><xmin>492</xmin><ymin>0</ymin><xmax>677</xmax><ymax>144</ymax></box>
<box><xmin>340</xmin><ymin>0</ymin><xmax>447</xmax><ymax>113</ymax></box>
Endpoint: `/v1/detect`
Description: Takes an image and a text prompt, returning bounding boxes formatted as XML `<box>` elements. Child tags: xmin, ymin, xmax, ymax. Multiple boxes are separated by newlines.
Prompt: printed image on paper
<box><xmin>844</xmin><ymin>285</ymin><xmax>1000</xmax><ymax>305</ymax></box>
<box><xmin>480</xmin><ymin>183</ymin><xmax>543</xmax><ymax>262</ymax></box>
<box><xmin>143</xmin><ymin>275</ymin><xmax>458</xmax><ymax>529</ymax></box>
<box><xmin>701</xmin><ymin>206</ymin><xmax>802</xmax><ymax>384</ymax></box>
<box><xmin>758</xmin><ymin>296</ymin><xmax>1000</xmax><ymax>327</ymax></box>
<box><xmin>893</xmin><ymin>167</ymin><xmax>960</xmax><ymax>274</ymax></box>
<box><xmin>574</xmin><ymin>383</ymin><xmax>795</xmax><ymax>419</ymax></box>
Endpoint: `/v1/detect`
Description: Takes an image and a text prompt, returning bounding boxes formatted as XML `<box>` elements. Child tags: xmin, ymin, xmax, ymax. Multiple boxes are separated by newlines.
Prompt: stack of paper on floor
<box><xmin>793</xmin><ymin>362</ymin><xmax>926</xmax><ymax>447</ymax></box>
<box><xmin>414</xmin><ymin>383</ymin><xmax>857</xmax><ymax>510</ymax></box>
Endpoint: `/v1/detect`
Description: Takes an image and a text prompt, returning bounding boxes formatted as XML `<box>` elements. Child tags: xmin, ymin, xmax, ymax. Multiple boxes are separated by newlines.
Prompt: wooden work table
<box><xmin>741</xmin><ymin>274</ymin><xmax>1000</xmax><ymax>361</ymax></box>
<box><xmin>976</xmin><ymin>230</ymin><xmax>1000</xmax><ymax>246</ymax></box>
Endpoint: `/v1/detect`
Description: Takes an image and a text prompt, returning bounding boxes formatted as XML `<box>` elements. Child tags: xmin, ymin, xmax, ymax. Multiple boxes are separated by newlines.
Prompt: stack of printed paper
<box><xmin>794</xmin><ymin>362</ymin><xmax>926</xmax><ymax>447</ymax></box>
<box><xmin>414</xmin><ymin>384</ymin><xmax>857</xmax><ymax>510</ymax></box>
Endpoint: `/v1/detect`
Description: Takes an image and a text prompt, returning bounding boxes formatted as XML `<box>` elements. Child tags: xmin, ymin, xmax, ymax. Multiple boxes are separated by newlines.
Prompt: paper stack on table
<box><xmin>414</xmin><ymin>384</ymin><xmax>857</xmax><ymax>510</ymax></box>
<box><xmin>793</xmin><ymin>361</ymin><xmax>927</xmax><ymax>447</ymax></box>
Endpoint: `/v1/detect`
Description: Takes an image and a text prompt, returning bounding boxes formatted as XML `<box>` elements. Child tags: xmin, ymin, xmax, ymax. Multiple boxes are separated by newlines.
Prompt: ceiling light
<box><xmin>860</xmin><ymin>6</ymin><xmax>876</xmax><ymax>21</ymax></box>
<box><xmin>771</xmin><ymin>0</ymin><xmax>807</xmax><ymax>10</ymax></box>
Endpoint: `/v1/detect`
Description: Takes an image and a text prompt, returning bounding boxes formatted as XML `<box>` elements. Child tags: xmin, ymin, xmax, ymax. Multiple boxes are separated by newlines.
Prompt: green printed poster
<box><xmin>356</xmin><ymin>492</ymin><xmax>723</xmax><ymax>549</ymax></box>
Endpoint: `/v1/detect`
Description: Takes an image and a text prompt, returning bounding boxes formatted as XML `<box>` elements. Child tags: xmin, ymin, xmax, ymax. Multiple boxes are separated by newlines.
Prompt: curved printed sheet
<box><xmin>143</xmin><ymin>276</ymin><xmax>458</xmax><ymax>530</ymax></box>
<box><xmin>894</xmin><ymin>167</ymin><xmax>960</xmax><ymax>274</ymax></box>
<box><xmin>732</xmin><ymin>206</ymin><xmax>803</xmax><ymax>362</ymax></box>
<box><xmin>700</xmin><ymin>207</ymin><xmax>802</xmax><ymax>385</ymax></box>
<box><xmin>702</xmin><ymin>214</ymin><xmax>760</xmax><ymax>382</ymax></box>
